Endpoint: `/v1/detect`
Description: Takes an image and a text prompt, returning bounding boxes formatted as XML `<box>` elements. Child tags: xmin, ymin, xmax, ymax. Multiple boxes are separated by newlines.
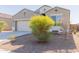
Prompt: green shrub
<box><xmin>30</xmin><ymin>15</ymin><xmax>55</xmax><ymax>42</ymax></box>
<box><xmin>0</xmin><ymin>21</ymin><xmax>8</xmax><ymax>32</ymax></box>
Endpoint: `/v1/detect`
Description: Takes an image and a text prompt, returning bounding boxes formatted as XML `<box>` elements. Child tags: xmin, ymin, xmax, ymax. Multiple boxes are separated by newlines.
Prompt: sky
<box><xmin>0</xmin><ymin>5</ymin><xmax>78</xmax><ymax>24</ymax></box>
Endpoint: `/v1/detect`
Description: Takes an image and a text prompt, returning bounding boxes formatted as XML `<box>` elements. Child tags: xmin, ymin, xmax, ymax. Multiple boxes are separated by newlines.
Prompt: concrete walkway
<box><xmin>0</xmin><ymin>49</ymin><xmax>10</xmax><ymax>53</ymax></box>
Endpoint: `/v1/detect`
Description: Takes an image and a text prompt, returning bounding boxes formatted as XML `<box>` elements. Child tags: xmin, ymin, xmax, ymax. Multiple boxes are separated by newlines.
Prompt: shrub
<box><xmin>30</xmin><ymin>15</ymin><xmax>55</xmax><ymax>42</ymax></box>
<box><xmin>0</xmin><ymin>21</ymin><xmax>8</xmax><ymax>32</ymax></box>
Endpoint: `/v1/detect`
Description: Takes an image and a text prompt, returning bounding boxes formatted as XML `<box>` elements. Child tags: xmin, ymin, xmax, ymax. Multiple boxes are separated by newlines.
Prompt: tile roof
<box><xmin>0</xmin><ymin>13</ymin><xmax>12</xmax><ymax>19</ymax></box>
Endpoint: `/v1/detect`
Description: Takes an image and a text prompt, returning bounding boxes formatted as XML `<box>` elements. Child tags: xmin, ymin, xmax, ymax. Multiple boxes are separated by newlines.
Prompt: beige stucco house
<box><xmin>12</xmin><ymin>8</ymin><xmax>39</xmax><ymax>31</ymax></box>
<box><xmin>46</xmin><ymin>7</ymin><xmax>70</xmax><ymax>33</ymax></box>
<box><xmin>12</xmin><ymin>5</ymin><xmax>70</xmax><ymax>33</ymax></box>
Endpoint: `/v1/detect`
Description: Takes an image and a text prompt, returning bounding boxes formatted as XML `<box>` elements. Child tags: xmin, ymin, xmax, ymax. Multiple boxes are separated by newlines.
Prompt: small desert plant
<box><xmin>30</xmin><ymin>15</ymin><xmax>55</xmax><ymax>42</ymax></box>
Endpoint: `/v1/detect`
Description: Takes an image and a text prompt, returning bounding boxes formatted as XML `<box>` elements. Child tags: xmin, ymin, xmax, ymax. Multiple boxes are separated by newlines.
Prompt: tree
<box><xmin>30</xmin><ymin>15</ymin><xmax>55</xmax><ymax>43</ymax></box>
<box><xmin>0</xmin><ymin>21</ymin><xmax>8</xmax><ymax>32</ymax></box>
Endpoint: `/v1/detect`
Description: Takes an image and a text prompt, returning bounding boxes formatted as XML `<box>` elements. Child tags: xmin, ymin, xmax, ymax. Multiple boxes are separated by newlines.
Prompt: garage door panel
<box><xmin>17</xmin><ymin>21</ymin><xmax>31</xmax><ymax>31</ymax></box>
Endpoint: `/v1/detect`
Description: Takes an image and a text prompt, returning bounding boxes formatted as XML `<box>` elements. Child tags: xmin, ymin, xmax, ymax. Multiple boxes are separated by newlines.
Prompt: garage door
<box><xmin>17</xmin><ymin>21</ymin><xmax>31</xmax><ymax>31</ymax></box>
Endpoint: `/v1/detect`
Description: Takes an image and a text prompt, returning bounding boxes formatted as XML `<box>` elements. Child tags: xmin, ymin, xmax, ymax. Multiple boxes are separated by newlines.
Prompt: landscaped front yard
<box><xmin>0</xmin><ymin>33</ymin><xmax>79</xmax><ymax>53</ymax></box>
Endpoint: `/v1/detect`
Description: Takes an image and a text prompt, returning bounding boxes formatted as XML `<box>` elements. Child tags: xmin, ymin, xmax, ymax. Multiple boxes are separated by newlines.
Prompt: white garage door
<box><xmin>17</xmin><ymin>21</ymin><xmax>31</xmax><ymax>31</ymax></box>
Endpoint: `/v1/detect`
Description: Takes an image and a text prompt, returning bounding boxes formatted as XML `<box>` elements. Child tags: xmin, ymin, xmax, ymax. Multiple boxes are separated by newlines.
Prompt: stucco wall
<box><xmin>46</xmin><ymin>7</ymin><xmax>70</xmax><ymax>32</ymax></box>
<box><xmin>13</xmin><ymin>9</ymin><xmax>39</xmax><ymax>20</ymax></box>
<box><xmin>12</xmin><ymin>9</ymin><xmax>39</xmax><ymax>31</ymax></box>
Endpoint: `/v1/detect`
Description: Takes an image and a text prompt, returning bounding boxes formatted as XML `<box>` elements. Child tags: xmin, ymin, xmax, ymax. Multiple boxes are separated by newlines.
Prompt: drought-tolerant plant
<box><xmin>0</xmin><ymin>21</ymin><xmax>8</xmax><ymax>32</ymax></box>
<box><xmin>30</xmin><ymin>15</ymin><xmax>55</xmax><ymax>43</ymax></box>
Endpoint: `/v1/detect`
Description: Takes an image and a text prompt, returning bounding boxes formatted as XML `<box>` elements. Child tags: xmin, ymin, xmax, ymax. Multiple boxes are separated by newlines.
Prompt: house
<box><xmin>12</xmin><ymin>8</ymin><xmax>39</xmax><ymax>31</ymax></box>
<box><xmin>12</xmin><ymin>5</ymin><xmax>70</xmax><ymax>33</ymax></box>
<box><xmin>0</xmin><ymin>13</ymin><xmax>12</xmax><ymax>31</ymax></box>
<box><xmin>45</xmin><ymin>7</ymin><xmax>70</xmax><ymax>33</ymax></box>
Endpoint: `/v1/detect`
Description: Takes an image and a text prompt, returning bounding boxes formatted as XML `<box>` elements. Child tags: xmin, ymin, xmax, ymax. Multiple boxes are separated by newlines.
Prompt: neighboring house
<box><xmin>0</xmin><ymin>13</ymin><xmax>12</xmax><ymax>31</ymax></box>
<box><xmin>70</xmin><ymin>24</ymin><xmax>79</xmax><ymax>32</ymax></box>
<box><xmin>70</xmin><ymin>24</ymin><xmax>78</xmax><ymax>32</ymax></box>
<box><xmin>13</xmin><ymin>5</ymin><xmax>70</xmax><ymax>33</ymax></box>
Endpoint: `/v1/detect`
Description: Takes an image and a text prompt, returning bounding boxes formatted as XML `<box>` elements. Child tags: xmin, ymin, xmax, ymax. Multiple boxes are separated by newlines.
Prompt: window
<box><xmin>44</xmin><ymin>8</ymin><xmax>46</xmax><ymax>11</ymax></box>
<box><xmin>51</xmin><ymin>15</ymin><xmax>62</xmax><ymax>26</ymax></box>
<box><xmin>24</xmin><ymin>12</ymin><xmax>26</xmax><ymax>17</ymax></box>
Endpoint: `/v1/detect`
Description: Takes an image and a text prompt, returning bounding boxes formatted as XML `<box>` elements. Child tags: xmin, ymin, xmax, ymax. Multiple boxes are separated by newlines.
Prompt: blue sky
<box><xmin>0</xmin><ymin>5</ymin><xmax>78</xmax><ymax>24</ymax></box>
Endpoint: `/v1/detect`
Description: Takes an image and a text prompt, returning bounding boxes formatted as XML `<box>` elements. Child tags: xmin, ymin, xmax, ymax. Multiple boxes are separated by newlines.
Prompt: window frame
<box><xmin>51</xmin><ymin>14</ymin><xmax>62</xmax><ymax>26</ymax></box>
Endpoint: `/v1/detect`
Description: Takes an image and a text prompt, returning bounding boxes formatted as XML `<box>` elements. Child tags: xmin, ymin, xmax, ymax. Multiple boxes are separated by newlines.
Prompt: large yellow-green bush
<box><xmin>30</xmin><ymin>15</ymin><xmax>55</xmax><ymax>42</ymax></box>
<box><xmin>0</xmin><ymin>21</ymin><xmax>8</xmax><ymax>32</ymax></box>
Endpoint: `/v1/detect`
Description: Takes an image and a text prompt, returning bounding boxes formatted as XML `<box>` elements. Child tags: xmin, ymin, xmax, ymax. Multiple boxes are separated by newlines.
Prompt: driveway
<box><xmin>0</xmin><ymin>33</ymin><xmax>78</xmax><ymax>53</ymax></box>
<box><xmin>0</xmin><ymin>31</ymin><xmax>31</xmax><ymax>39</ymax></box>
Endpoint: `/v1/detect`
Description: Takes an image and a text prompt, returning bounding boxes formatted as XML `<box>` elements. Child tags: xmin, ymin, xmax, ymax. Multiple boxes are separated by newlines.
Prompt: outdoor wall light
<box><xmin>41</xmin><ymin>13</ymin><xmax>46</xmax><ymax>16</ymax></box>
<box><xmin>55</xmin><ymin>9</ymin><xmax>58</xmax><ymax>12</ymax></box>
